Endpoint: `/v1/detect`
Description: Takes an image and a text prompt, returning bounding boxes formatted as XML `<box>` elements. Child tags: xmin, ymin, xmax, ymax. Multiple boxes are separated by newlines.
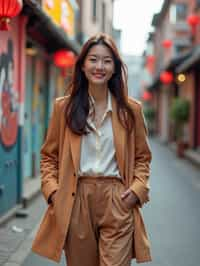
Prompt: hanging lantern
<box><xmin>177</xmin><ymin>73</ymin><xmax>186</xmax><ymax>83</ymax></box>
<box><xmin>146</xmin><ymin>55</ymin><xmax>155</xmax><ymax>74</ymax></box>
<box><xmin>162</xmin><ymin>39</ymin><xmax>172</xmax><ymax>49</ymax></box>
<box><xmin>160</xmin><ymin>71</ymin><xmax>173</xmax><ymax>84</ymax></box>
<box><xmin>142</xmin><ymin>91</ymin><xmax>153</xmax><ymax>101</ymax></box>
<box><xmin>187</xmin><ymin>14</ymin><xmax>200</xmax><ymax>35</ymax></box>
<box><xmin>53</xmin><ymin>50</ymin><xmax>75</xmax><ymax>68</ymax></box>
<box><xmin>0</xmin><ymin>0</ymin><xmax>23</xmax><ymax>31</ymax></box>
<box><xmin>146</xmin><ymin>55</ymin><xmax>155</xmax><ymax>63</ymax></box>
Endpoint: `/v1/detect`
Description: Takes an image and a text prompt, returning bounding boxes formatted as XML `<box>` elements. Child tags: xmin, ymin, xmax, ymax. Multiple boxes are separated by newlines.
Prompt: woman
<box><xmin>32</xmin><ymin>33</ymin><xmax>152</xmax><ymax>266</ymax></box>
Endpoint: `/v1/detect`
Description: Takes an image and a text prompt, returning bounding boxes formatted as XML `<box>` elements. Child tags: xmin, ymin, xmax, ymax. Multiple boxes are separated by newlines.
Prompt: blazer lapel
<box><xmin>111</xmin><ymin>96</ymin><xmax>125</xmax><ymax>178</ymax></box>
<box><xmin>68</xmin><ymin>130</ymin><xmax>81</xmax><ymax>176</ymax></box>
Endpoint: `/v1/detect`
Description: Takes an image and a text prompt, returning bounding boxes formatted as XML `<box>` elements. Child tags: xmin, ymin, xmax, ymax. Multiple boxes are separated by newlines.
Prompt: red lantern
<box><xmin>146</xmin><ymin>55</ymin><xmax>155</xmax><ymax>74</ymax></box>
<box><xmin>142</xmin><ymin>91</ymin><xmax>153</xmax><ymax>101</ymax></box>
<box><xmin>187</xmin><ymin>14</ymin><xmax>199</xmax><ymax>27</ymax></box>
<box><xmin>160</xmin><ymin>71</ymin><xmax>173</xmax><ymax>84</ymax></box>
<box><xmin>187</xmin><ymin>14</ymin><xmax>200</xmax><ymax>35</ymax></box>
<box><xmin>53</xmin><ymin>50</ymin><xmax>75</xmax><ymax>68</ymax></box>
<box><xmin>146</xmin><ymin>55</ymin><xmax>155</xmax><ymax>64</ymax></box>
<box><xmin>162</xmin><ymin>39</ymin><xmax>172</xmax><ymax>49</ymax></box>
<box><xmin>0</xmin><ymin>0</ymin><xmax>23</xmax><ymax>31</ymax></box>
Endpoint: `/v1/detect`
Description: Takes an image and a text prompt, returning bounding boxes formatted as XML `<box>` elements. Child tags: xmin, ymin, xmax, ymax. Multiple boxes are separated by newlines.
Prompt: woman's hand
<box><xmin>50</xmin><ymin>191</ymin><xmax>57</xmax><ymax>206</ymax></box>
<box><xmin>121</xmin><ymin>188</ymin><xmax>139</xmax><ymax>209</ymax></box>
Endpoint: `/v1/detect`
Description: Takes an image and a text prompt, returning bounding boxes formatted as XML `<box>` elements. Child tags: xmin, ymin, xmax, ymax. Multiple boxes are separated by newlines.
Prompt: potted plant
<box><xmin>143</xmin><ymin>106</ymin><xmax>156</xmax><ymax>136</ymax></box>
<box><xmin>170</xmin><ymin>97</ymin><xmax>190</xmax><ymax>157</ymax></box>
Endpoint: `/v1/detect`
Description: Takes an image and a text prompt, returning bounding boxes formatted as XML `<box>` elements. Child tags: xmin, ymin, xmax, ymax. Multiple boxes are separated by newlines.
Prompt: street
<box><xmin>1</xmin><ymin>1</ymin><xmax>200</xmax><ymax>266</ymax></box>
<box><xmin>21</xmin><ymin>138</ymin><xmax>200</xmax><ymax>266</ymax></box>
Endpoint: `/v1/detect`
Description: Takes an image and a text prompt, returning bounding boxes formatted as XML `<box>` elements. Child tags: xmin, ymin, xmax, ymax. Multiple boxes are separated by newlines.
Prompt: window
<box><xmin>176</xmin><ymin>3</ymin><xmax>187</xmax><ymax>20</ymax></box>
<box><xmin>196</xmin><ymin>0</ymin><xmax>200</xmax><ymax>8</ymax></box>
<box><xmin>92</xmin><ymin>0</ymin><xmax>97</xmax><ymax>22</ymax></box>
<box><xmin>102</xmin><ymin>2</ymin><xmax>106</xmax><ymax>32</ymax></box>
<box><xmin>170</xmin><ymin>3</ymin><xmax>187</xmax><ymax>23</ymax></box>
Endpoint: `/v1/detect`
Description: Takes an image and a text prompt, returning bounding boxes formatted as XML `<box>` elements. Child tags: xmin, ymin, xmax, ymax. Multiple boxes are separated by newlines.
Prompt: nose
<box><xmin>96</xmin><ymin>59</ymin><xmax>104</xmax><ymax>70</ymax></box>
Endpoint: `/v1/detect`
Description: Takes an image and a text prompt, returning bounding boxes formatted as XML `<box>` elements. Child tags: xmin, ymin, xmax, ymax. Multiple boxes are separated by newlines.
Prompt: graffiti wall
<box><xmin>0</xmin><ymin>17</ymin><xmax>22</xmax><ymax>215</ymax></box>
<box><xmin>0</xmin><ymin>39</ymin><xmax>19</xmax><ymax>148</ymax></box>
<box><xmin>23</xmin><ymin>55</ymin><xmax>48</xmax><ymax>179</ymax></box>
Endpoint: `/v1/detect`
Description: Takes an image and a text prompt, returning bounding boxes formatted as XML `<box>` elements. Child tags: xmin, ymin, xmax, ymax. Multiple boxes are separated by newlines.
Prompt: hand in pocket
<box><xmin>121</xmin><ymin>188</ymin><xmax>139</xmax><ymax>209</ymax></box>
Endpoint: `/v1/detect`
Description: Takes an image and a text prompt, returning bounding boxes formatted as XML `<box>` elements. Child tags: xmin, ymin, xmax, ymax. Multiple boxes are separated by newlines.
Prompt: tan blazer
<box><xmin>32</xmin><ymin>95</ymin><xmax>152</xmax><ymax>263</ymax></box>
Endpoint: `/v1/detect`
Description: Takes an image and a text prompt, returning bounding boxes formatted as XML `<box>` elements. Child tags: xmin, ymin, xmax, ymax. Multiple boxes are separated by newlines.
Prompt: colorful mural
<box><xmin>23</xmin><ymin>57</ymin><xmax>48</xmax><ymax>178</ymax></box>
<box><xmin>0</xmin><ymin>39</ymin><xmax>19</xmax><ymax>148</ymax></box>
<box><xmin>0</xmin><ymin>35</ymin><xmax>19</xmax><ymax>216</ymax></box>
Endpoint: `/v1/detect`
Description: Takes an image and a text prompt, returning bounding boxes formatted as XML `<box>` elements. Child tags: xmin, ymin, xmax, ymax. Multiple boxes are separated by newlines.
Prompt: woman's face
<box><xmin>82</xmin><ymin>44</ymin><xmax>115</xmax><ymax>87</ymax></box>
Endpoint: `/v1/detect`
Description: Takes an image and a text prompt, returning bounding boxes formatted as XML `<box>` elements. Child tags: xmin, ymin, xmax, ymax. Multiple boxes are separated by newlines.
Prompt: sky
<box><xmin>113</xmin><ymin>0</ymin><xmax>164</xmax><ymax>56</ymax></box>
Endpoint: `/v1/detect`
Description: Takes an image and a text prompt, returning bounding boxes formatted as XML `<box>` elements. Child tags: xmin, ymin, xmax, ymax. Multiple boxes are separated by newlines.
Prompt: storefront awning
<box><xmin>165</xmin><ymin>51</ymin><xmax>192</xmax><ymax>71</ymax></box>
<box><xmin>23</xmin><ymin>0</ymin><xmax>81</xmax><ymax>54</ymax></box>
<box><xmin>176</xmin><ymin>45</ymin><xmax>200</xmax><ymax>73</ymax></box>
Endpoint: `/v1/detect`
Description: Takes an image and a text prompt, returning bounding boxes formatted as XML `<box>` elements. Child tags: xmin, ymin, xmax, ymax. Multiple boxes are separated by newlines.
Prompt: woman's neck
<box><xmin>88</xmin><ymin>84</ymin><xmax>108</xmax><ymax>104</ymax></box>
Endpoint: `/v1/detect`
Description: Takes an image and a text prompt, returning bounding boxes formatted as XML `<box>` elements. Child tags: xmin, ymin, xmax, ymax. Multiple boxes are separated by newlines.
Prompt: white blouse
<box><xmin>78</xmin><ymin>91</ymin><xmax>121</xmax><ymax>178</ymax></box>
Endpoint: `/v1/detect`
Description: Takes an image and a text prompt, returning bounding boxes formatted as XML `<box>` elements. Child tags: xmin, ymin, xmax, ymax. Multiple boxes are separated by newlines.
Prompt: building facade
<box><xmin>77</xmin><ymin>0</ymin><xmax>114</xmax><ymax>44</ymax></box>
<box><xmin>144</xmin><ymin>0</ymin><xmax>200</xmax><ymax>162</ymax></box>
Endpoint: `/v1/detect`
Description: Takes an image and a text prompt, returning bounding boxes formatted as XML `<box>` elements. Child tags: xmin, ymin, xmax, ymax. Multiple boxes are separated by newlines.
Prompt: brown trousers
<box><xmin>63</xmin><ymin>176</ymin><xmax>134</xmax><ymax>266</ymax></box>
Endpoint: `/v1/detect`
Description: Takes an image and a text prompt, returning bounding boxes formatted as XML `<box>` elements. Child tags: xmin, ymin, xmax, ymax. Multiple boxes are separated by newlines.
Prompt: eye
<box><xmin>89</xmin><ymin>58</ymin><xmax>97</xmax><ymax>62</ymax></box>
<box><xmin>104</xmin><ymin>60</ymin><xmax>112</xmax><ymax>64</ymax></box>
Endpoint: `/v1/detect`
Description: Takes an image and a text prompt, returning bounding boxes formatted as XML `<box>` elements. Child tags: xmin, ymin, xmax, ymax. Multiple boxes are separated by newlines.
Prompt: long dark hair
<box><xmin>65</xmin><ymin>33</ymin><xmax>135</xmax><ymax>135</ymax></box>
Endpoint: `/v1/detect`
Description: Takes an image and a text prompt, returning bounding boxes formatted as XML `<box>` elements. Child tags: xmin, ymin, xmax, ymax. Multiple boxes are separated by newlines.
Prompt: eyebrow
<box><xmin>87</xmin><ymin>54</ymin><xmax>113</xmax><ymax>59</ymax></box>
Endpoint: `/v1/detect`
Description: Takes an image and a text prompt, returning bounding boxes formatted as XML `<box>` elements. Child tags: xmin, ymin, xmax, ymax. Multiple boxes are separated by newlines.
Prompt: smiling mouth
<box><xmin>92</xmin><ymin>73</ymin><xmax>105</xmax><ymax>78</ymax></box>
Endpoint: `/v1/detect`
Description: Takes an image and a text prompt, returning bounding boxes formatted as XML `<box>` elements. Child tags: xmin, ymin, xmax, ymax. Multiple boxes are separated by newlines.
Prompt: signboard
<box><xmin>42</xmin><ymin>0</ymin><xmax>75</xmax><ymax>38</ymax></box>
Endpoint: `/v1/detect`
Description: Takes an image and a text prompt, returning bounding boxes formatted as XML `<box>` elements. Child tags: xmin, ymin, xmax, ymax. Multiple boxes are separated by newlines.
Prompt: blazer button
<box><xmin>72</xmin><ymin>192</ymin><xmax>75</xmax><ymax>196</ymax></box>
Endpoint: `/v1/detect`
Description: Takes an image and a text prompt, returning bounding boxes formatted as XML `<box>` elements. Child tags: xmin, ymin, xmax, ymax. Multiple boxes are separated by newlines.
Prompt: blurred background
<box><xmin>0</xmin><ymin>1</ymin><xmax>200</xmax><ymax>266</ymax></box>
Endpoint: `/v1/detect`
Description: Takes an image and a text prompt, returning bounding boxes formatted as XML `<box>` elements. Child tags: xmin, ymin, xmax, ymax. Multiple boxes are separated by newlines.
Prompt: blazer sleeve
<box><xmin>129</xmin><ymin>102</ymin><xmax>152</xmax><ymax>207</ymax></box>
<box><xmin>40</xmin><ymin>99</ymin><xmax>59</xmax><ymax>204</ymax></box>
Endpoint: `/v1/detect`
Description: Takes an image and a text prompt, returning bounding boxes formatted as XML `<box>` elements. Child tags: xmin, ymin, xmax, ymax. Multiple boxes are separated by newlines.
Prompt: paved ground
<box><xmin>0</xmin><ymin>195</ymin><xmax>45</xmax><ymax>266</ymax></box>
<box><xmin>1</xmin><ymin>138</ymin><xmax>200</xmax><ymax>266</ymax></box>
